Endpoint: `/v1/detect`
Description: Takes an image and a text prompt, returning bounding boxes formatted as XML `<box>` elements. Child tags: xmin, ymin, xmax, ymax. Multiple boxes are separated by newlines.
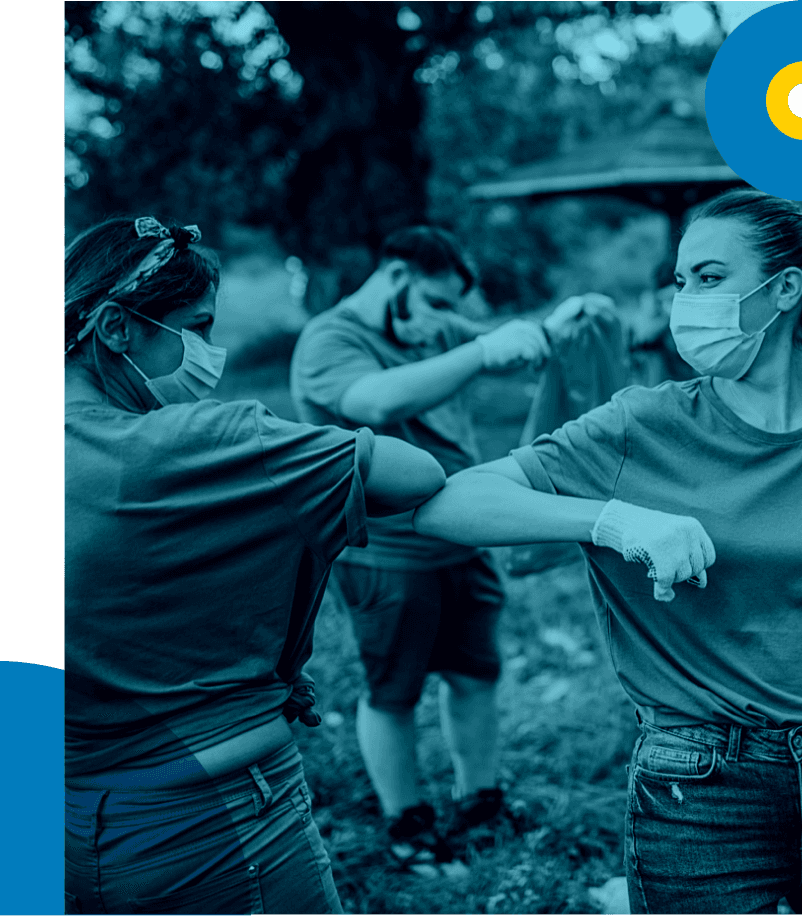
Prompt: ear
<box><xmin>383</xmin><ymin>259</ymin><xmax>411</xmax><ymax>291</ymax></box>
<box><xmin>777</xmin><ymin>267</ymin><xmax>802</xmax><ymax>312</ymax></box>
<box><xmin>94</xmin><ymin>302</ymin><xmax>132</xmax><ymax>354</ymax></box>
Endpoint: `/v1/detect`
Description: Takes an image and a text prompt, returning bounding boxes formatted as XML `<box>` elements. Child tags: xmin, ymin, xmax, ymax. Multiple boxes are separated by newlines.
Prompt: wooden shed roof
<box><xmin>468</xmin><ymin>115</ymin><xmax>740</xmax><ymax>201</ymax></box>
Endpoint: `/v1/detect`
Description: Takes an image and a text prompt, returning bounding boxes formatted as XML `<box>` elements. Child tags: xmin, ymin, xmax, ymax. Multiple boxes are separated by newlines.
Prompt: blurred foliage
<box><xmin>422</xmin><ymin>2</ymin><xmax>724</xmax><ymax>307</ymax></box>
<box><xmin>65</xmin><ymin>1</ymin><xmax>725</xmax><ymax>309</ymax></box>
<box><xmin>65</xmin><ymin>1</ymin><xmax>477</xmax><ymax>252</ymax></box>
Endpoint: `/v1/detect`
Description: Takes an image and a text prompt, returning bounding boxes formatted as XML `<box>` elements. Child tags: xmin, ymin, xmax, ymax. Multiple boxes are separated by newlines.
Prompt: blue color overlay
<box><xmin>0</xmin><ymin>662</ymin><xmax>64</xmax><ymax>915</ymax></box>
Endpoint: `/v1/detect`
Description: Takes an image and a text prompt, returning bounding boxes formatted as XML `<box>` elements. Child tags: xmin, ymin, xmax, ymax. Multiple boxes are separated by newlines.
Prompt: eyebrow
<box><xmin>682</xmin><ymin>259</ymin><xmax>727</xmax><ymax>274</ymax></box>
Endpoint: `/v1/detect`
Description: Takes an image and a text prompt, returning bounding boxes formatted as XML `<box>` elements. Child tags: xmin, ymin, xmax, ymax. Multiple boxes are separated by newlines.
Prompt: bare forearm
<box><xmin>341</xmin><ymin>341</ymin><xmax>484</xmax><ymax>425</ymax></box>
<box><xmin>412</xmin><ymin>471</ymin><xmax>606</xmax><ymax>545</ymax></box>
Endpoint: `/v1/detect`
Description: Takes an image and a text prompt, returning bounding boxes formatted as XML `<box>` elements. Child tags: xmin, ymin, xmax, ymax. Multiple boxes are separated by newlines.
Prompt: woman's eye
<box><xmin>700</xmin><ymin>274</ymin><xmax>722</xmax><ymax>284</ymax></box>
<box><xmin>674</xmin><ymin>280</ymin><xmax>685</xmax><ymax>290</ymax></box>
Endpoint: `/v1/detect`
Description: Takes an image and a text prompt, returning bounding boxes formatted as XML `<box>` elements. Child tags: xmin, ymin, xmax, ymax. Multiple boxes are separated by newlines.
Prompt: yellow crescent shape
<box><xmin>766</xmin><ymin>61</ymin><xmax>802</xmax><ymax>140</ymax></box>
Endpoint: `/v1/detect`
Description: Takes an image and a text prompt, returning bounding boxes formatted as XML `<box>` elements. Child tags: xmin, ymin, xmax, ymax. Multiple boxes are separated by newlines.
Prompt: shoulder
<box><xmin>611</xmin><ymin>379</ymin><xmax>704</xmax><ymax>423</ymax></box>
<box><xmin>295</xmin><ymin>305</ymin><xmax>369</xmax><ymax>350</ymax></box>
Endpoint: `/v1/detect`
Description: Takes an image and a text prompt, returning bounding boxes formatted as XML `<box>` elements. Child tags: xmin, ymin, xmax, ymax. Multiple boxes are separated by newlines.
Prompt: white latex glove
<box><xmin>542</xmin><ymin>293</ymin><xmax>617</xmax><ymax>337</ymax></box>
<box><xmin>476</xmin><ymin>319</ymin><xmax>551</xmax><ymax>371</ymax></box>
<box><xmin>591</xmin><ymin>499</ymin><xmax>716</xmax><ymax>602</ymax></box>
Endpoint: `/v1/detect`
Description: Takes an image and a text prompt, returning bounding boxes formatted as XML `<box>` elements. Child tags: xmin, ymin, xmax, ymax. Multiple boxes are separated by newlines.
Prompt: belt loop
<box><xmin>726</xmin><ymin>725</ymin><xmax>742</xmax><ymax>762</ymax></box>
<box><xmin>248</xmin><ymin>764</ymin><xmax>273</xmax><ymax>817</ymax></box>
<box><xmin>789</xmin><ymin>726</ymin><xmax>802</xmax><ymax>763</ymax></box>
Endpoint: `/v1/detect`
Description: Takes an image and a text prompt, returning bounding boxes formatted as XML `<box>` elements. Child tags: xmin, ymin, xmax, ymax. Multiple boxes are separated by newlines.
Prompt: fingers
<box><xmin>685</xmin><ymin>521</ymin><xmax>715</xmax><ymax>589</ymax></box>
<box><xmin>581</xmin><ymin>293</ymin><xmax>616</xmax><ymax>315</ymax></box>
<box><xmin>543</xmin><ymin>296</ymin><xmax>584</xmax><ymax>335</ymax></box>
<box><xmin>672</xmin><ymin>556</ymin><xmax>693</xmax><ymax>583</ymax></box>
<box><xmin>653</xmin><ymin>579</ymin><xmax>676</xmax><ymax>602</ymax></box>
<box><xmin>688</xmin><ymin>569</ymin><xmax>707</xmax><ymax>589</ymax></box>
<box><xmin>483</xmin><ymin>320</ymin><xmax>551</xmax><ymax>368</ymax></box>
<box><xmin>700</xmin><ymin>528</ymin><xmax>716</xmax><ymax>568</ymax></box>
<box><xmin>686</xmin><ymin>534</ymin><xmax>706</xmax><ymax>580</ymax></box>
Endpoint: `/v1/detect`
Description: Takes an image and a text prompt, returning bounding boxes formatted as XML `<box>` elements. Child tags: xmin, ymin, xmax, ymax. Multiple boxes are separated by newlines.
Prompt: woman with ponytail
<box><xmin>414</xmin><ymin>189</ymin><xmax>802</xmax><ymax>914</ymax></box>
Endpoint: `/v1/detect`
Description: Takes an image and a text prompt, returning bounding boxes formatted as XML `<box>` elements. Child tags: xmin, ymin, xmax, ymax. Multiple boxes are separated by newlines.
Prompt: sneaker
<box><xmin>448</xmin><ymin>787</ymin><xmax>505</xmax><ymax>832</ymax></box>
<box><xmin>445</xmin><ymin>788</ymin><xmax>515</xmax><ymax>854</ymax></box>
<box><xmin>387</xmin><ymin>802</ymin><xmax>454</xmax><ymax>878</ymax></box>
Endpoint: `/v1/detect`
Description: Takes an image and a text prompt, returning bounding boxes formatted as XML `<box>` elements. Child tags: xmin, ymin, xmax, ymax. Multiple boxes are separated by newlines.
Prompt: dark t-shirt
<box><xmin>511</xmin><ymin>378</ymin><xmax>802</xmax><ymax>729</ymax></box>
<box><xmin>290</xmin><ymin>304</ymin><xmax>478</xmax><ymax>570</ymax></box>
<box><xmin>65</xmin><ymin>397</ymin><xmax>373</xmax><ymax>776</ymax></box>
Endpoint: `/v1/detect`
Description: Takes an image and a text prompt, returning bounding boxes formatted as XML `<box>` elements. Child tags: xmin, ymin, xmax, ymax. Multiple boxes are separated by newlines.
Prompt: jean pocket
<box><xmin>289</xmin><ymin>782</ymin><xmax>313</xmax><ymax>827</ymax></box>
<box><xmin>65</xmin><ymin>891</ymin><xmax>82</xmax><ymax>914</ymax></box>
<box><xmin>128</xmin><ymin>864</ymin><xmax>262</xmax><ymax>915</ymax></box>
<box><xmin>636</xmin><ymin>743</ymin><xmax>718</xmax><ymax>782</ymax></box>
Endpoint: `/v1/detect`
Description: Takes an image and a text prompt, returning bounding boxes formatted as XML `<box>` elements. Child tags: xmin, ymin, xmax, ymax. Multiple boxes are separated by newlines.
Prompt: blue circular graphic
<box><xmin>705</xmin><ymin>1</ymin><xmax>802</xmax><ymax>201</ymax></box>
<box><xmin>0</xmin><ymin>662</ymin><xmax>64</xmax><ymax>915</ymax></box>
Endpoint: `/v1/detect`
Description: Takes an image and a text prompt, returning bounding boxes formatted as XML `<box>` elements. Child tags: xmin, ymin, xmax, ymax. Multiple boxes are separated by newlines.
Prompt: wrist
<box><xmin>590</xmin><ymin>499</ymin><xmax>627</xmax><ymax>552</ymax></box>
<box><xmin>466</xmin><ymin>337</ymin><xmax>489</xmax><ymax>371</ymax></box>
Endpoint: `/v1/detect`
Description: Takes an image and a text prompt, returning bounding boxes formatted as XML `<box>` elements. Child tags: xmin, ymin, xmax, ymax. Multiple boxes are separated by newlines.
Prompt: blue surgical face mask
<box><xmin>122</xmin><ymin>313</ymin><xmax>227</xmax><ymax>406</ymax></box>
<box><xmin>669</xmin><ymin>271</ymin><xmax>783</xmax><ymax>379</ymax></box>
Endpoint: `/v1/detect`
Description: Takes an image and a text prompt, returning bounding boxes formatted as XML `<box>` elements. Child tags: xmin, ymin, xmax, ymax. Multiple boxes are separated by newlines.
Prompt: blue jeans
<box><xmin>65</xmin><ymin>741</ymin><xmax>342</xmax><ymax>914</ymax></box>
<box><xmin>626</xmin><ymin>719</ymin><xmax>802</xmax><ymax>914</ymax></box>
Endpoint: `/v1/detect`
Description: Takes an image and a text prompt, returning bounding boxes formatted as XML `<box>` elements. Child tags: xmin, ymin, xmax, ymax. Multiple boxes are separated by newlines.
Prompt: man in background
<box><xmin>290</xmin><ymin>227</ymin><xmax>551</xmax><ymax>872</ymax></box>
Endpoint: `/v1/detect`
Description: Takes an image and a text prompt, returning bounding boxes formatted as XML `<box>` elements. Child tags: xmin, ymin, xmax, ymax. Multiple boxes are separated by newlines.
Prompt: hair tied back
<box><xmin>169</xmin><ymin>225</ymin><xmax>201</xmax><ymax>251</ymax></box>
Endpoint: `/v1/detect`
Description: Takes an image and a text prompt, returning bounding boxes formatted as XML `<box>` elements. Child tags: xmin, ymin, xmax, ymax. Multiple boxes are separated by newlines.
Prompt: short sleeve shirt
<box><xmin>66</xmin><ymin>397</ymin><xmax>374</xmax><ymax>775</ymax></box>
<box><xmin>511</xmin><ymin>378</ymin><xmax>802</xmax><ymax>729</ymax></box>
<box><xmin>290</xmin><ymin>303</ymin><xmax>479</xmax><ymax>570</ymax></box>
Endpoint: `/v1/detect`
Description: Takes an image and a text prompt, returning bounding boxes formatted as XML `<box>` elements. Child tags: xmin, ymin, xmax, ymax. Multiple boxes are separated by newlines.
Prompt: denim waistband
<box><xmin>641</xmin><ymin>718</ymin><xmax>802</xmax><ymax>763</ymax></box>
<box><xmin>66</xmin><ymin>740</ymin><xmax>302</xmax><ymax>795</ymax></box>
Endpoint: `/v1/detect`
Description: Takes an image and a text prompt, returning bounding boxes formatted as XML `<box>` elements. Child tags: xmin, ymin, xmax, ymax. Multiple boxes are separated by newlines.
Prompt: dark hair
<box><xmin>688</xmin><ymin>189</ymin><xmax>802</xmax><ymax>346</ymax></box>
<box><xmin>65</xmin><ymin>216</ymin><xmax>221</xmax><ymax>357</ymax></box>
<box><xmin>379</xmin><ymin>226</ymin><xmax>475</xmax><ymax>295</ymax></box>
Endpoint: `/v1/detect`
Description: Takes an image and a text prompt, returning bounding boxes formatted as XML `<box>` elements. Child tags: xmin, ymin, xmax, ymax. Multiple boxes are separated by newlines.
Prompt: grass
<box><xmin>217</xmin><ymin>355</ymin><xmax>638</xmax><ymax>914</ymax></box>
<box><xmin>294</xmin><ymin>562</ymin><xmax>638</xmax><ymax>915</ymax></box>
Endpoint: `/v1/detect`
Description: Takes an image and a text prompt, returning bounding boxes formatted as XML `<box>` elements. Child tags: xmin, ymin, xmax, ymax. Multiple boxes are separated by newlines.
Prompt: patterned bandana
<box><xmin>68</xmin><ymin>217</ymin><xmax>202</xmax><ymax>353</ymax></box>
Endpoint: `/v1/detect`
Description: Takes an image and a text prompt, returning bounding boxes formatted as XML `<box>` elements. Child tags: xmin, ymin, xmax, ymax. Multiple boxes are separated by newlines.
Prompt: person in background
<box><xmin>64</xmin><ymin>216</ymin><xmax>447</xmax><ymax>915</ymax></box>
<box><xmin>412</xmin><ymin>189</ymin><xmax>802</xmax><ymax>914</ymax></box>
<box><xmin>290</xmin><ymin>225</ymin><xmax>641</xmax><ymax>871</ymax></box>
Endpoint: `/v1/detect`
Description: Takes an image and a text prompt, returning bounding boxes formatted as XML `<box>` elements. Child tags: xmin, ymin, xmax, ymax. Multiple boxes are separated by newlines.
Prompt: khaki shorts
<box><xmin>333</xmin><ymin>552</ymin><xmax>504</xmax><ymax>713</ymax></box>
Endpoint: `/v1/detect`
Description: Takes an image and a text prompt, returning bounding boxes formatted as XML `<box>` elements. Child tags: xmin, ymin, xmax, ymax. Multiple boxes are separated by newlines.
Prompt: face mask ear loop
<box><xmin>757</xmin><ymin>306</ymin><xmax>783</xmax><ymax>336</ymax></box>
<box><xmin>740</xmin><ymin>269</ymin><xmax>785</xmax><ymax>304</ymax></box>
<box><xmin>91</xmin><ymin>329</ymin><xmax>116</xmax><ymax>405</ymax></box>
<box><xmin>123</xmin><ymin>307</ymin><xmax>183</xmax><ymax>338</ymax></box>
<box><xmin>121</xmin><ymin>352</ymin><xmax>152</xmax><ymax>383</ymax></box>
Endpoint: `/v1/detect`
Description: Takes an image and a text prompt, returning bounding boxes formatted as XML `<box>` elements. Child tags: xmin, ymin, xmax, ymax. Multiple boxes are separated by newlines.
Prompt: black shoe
<box><xmin>387</xmin><ymin>803</ymin><xmax>454</xmax><ymax>877</ymax></box>
<box><xmin>448</xmin><ymin>788</ymin><xmax>505</xmax><ymax>832</ymax></box>
<box><xmin>445</xmin><ymin>788</ymin><xmax>516</xmax><ymax>854</ymax></box>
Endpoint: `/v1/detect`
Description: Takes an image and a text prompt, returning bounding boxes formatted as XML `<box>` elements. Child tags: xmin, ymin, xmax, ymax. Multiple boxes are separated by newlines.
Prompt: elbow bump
<box><xmin>429</xmin><ymin>464</ymin><xmax>447</xmax><ymax>494</ymax></box>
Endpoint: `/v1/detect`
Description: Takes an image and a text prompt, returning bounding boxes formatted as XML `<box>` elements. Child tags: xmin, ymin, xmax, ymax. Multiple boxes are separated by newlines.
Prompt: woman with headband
<box><xmin>414</xmin><ymin>189</ymin><xmax>802</xmax><ymax>914</ymax></box>
<box><xmin>64</xmin><ymin>215</ymin><xmax>450</xmax><ymax>915</ymax></box>
<box><xmin>65</xmin><ymin>215</ymin><xmax>717</xmax><ymax>914</ymax></box>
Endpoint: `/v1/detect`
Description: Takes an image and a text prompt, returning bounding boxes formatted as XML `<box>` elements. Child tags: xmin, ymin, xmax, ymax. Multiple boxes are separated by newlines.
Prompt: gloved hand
<box><xmin>281</xmin><ymin>671</ymin><xmax>322</xmax><ymax>727</ymax></box>
<box><xmin>591</xmin><ymin>499</ymin><xmax>716</xmax><ymax>602</ymax></box>
<box><xmin>542</xmin><ymin>294</ymin><xmax>617</xmax><ymax>337</ymax></box>
<box><xmin>476</xmin><ymin>319</ymin><xmax>551</xmax><ymax>371</ymax></box>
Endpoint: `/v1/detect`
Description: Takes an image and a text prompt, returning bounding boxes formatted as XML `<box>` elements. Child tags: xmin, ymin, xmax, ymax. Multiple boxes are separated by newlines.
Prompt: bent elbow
<box><xmin>411</xmin><ymin>501</ymin><xmax>436</xmax><ymax>537</ymax></box>
<box><xmin>425</xmin><ymin>461</ymin><xmax>447</xmax><ymax>497</ymax></box>
<box><xmin>403</xmin><ymin>460</ymin><xmax>446</xmax><ymax>511</ymax></box>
